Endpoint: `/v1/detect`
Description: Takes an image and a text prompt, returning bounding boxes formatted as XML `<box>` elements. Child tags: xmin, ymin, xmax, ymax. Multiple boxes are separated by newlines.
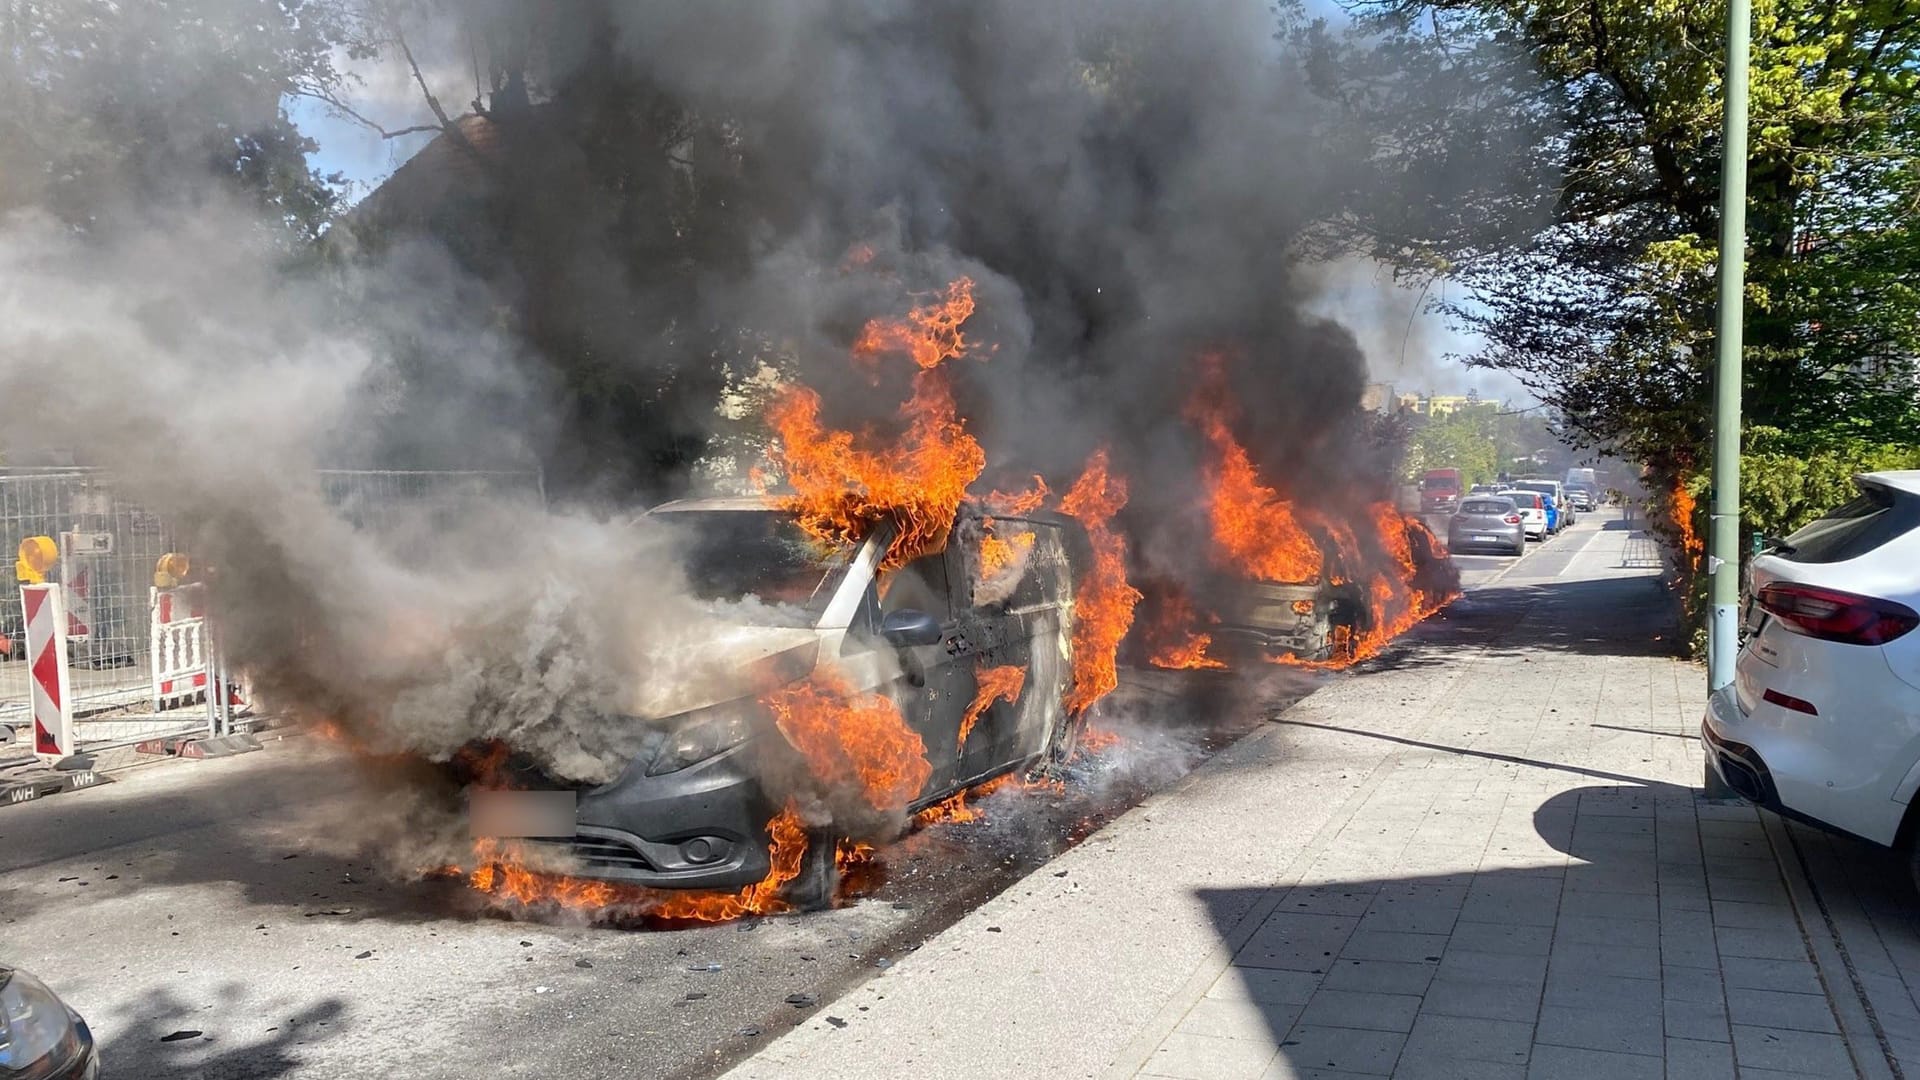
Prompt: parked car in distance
<box><xmin>465</xmin><ymin>497</ymin><xmax>1086</xmax><ymax>908</ymax></box>
<box><xmin>0</xmin><ymin>965</ymin><xmax>98</xmax><ymax>1079</ymax></box>
<box><xmin>1497</xmin><ymin>490</ymin><xmax>1549</xmax><ymax>540</ymax></box>
<box><xmin>1447</xmin><ymin>496</ymin><xmax>1526</xmax><ymax>555</ymax></box>
<box><xmin>1420</xmin><ymin>469</ymin><xmax>1464</xmax><ymax>515</ymax></box>
<box><xmin>1467</xmin><ymin>483</ymin><xmax>1501</xmax><ymax>496</ymax></box>
<box><xmin>1703</xmin><ymin>471</ymin><xmax>1920</xmax><ymax>883</ymax></box>
<box><xmin>1512</xmin><ymin>479</ymin><xmax>1573</xmax><ymax>529</ymax></box>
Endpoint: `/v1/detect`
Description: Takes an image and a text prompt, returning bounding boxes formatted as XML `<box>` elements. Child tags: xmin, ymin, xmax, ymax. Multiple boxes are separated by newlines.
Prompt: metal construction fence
<box><xmin>1</xmin><ymin>467</ymin><xmax>544</xmax><ymax>736</ymax></box>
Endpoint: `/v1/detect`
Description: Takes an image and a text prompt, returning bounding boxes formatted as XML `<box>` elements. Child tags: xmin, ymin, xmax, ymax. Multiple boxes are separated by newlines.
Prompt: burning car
<box><xmin>465</xmin><ymin>496</ymin><xmax>1089</xmax><ymax>907</ymax></box>
<box><xmin>1203</xmin><ymin>576</ymin><xmax>1371</xmax><ymax>664</ymax></box>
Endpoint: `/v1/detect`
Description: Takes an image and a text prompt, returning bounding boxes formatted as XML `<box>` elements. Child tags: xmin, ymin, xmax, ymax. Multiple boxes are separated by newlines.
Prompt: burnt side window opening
<box><xmin>1781</xmin><ymin>485</ymin><xmax>1920</xmax><ymax>564</ymax></box>
<box><xmin>659</xmin><ymin>510</ymin><xmax>853</xmax><ymax>626</ymax></box>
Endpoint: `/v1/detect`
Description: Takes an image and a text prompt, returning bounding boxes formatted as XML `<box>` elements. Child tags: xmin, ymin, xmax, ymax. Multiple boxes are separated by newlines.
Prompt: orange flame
<box><xmin>853</xmin><ymin>277</ymin><xmax>977</xmax><ymax>370</ymax></box>
<box><xmin>983</xmin><ymin>475</ymin><xmax>1050</xmax><ymax>516</ymax></box>
<box><xmin>1270</xmin><ymin>504</ymin><xmax>1455</xmax><ymax>669</ymax></box>
<box><xmin>1145</xmin><ymin>591</ymin><xmax>1226</xmax><ymax>671</ymax></box>
<box><xmin>1187</xmin><ymin>372</ymin><xmax>1325</xmax><ymax>584</ymax></box>
<box><xmin>1074</xmin><ymin>723</ymin><xmax>1123</xmax><ymax>756</ymax></box>
<box><xmin>913</xmin><ymin>774</ymin><xmax>1016</xmax><ymax>827</ymax></box>
<box><xmin>1059</xmin><ymin>449</ymin><xmax>1142</xmax><ymax>714</ymax></box>
<box><xmin>764</xmin><ymin>669</ymin><xmax>932</xmax><ymax>813</ymax></box>
<box><xmin>979</xmin><ymin>528</ymin><xmax>1035</xmax><ymax>580</ymax></box>
<box><xmin>465</xmin><ymin>803</ymin><xmax>811</xmax><ymax>921</ymax></box>
<box><xmin>1671</xmin><ymin>479</ymin><xmax>1702</xmax><ymax>570</ymax></box>
<box><xmin>958</xmin><ymin>664</ymin><xmax>1027</xmax><ymax>750</ymax></box>
<box><xmin>767</xmin><ymin>280</ymin><xmax>988</xmax><ymax>569</ymax></box>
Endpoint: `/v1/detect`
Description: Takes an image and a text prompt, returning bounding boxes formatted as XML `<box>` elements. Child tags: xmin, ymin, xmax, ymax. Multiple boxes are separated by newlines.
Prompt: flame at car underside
<box><xmin>1144</xmin><ymin>591</ymin><xmax>1226</xmax><ymax>671</ymax></box>
<box><xmin>452</xmin><ymin>736</ymin><xmax>814</xmax><ymax>922</ymax></box>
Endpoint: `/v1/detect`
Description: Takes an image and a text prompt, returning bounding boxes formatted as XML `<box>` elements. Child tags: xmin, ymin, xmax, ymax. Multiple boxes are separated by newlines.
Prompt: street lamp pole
<box><xmin>1708</xmin><ymin>0</ymin><xmax>1751</xmax><ymax>692</ymax></box>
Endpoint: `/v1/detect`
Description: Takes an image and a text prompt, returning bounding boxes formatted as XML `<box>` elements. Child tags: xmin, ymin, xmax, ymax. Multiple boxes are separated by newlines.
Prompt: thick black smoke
<box><xmin>595</xmin><ymin>0</ymin><xmax>1376</xmax><ymax>493</ymax></box>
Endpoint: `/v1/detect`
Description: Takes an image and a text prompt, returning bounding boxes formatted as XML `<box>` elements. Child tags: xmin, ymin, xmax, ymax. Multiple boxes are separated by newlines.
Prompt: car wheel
<box><xmin>782</xmin><ymin>827</ymin><xmax>840</xmax><ymax>912</ymax></box>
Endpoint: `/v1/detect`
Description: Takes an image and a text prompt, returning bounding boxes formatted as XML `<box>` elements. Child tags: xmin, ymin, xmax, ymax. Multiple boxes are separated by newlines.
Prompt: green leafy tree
<box><xmin>1403</xmin><ymin>408</ymin><xmax>1501</xmax><ymax>484</ymax></box>
<box><xmin>0</xmin><ymin>0</ymin><xmax>351</xmax><ymax>240</ymax></box>
<box><xmin>1306</xmin><ymin>0</ymin><xmax>1920</xmax><ymax>552</ymax></box>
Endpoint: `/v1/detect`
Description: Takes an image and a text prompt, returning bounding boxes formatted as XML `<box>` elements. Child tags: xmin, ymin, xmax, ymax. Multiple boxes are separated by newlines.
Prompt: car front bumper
<box><xmin>527</xmin><ymin>741</ymin><xmax>779</xmax><ymax>891</ymax></box>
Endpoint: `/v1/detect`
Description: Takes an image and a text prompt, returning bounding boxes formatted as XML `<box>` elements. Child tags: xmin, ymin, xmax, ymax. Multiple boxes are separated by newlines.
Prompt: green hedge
<box><xmin>1655</xmin><ymin>431</ymin><xmax>1920</xmax><ymax>658</ymax></box>
<box><xmin>1741</xmin><ymin>431</ymin><xmax>1920</xmax><ymax>545</ymax></box>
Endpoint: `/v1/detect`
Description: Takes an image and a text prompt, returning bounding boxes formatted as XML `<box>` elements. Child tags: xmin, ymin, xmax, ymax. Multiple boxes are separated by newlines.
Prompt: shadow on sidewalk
<box><xmin>1185</xmin><ymin>783</ymin><xmax>1684</xmax><ymax>1075</ymax></box>
<box><xmin>1182</xmin><ymin>777</ymin><xmax>1920</xmax><ymax>1078</ymax></box>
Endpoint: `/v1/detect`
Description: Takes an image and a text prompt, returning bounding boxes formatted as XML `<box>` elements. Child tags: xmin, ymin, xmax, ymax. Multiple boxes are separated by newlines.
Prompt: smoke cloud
<box><xmin>0</xmin><ymin>0</ymin><xmax>1487</xmax><ymax>878</ymax></box>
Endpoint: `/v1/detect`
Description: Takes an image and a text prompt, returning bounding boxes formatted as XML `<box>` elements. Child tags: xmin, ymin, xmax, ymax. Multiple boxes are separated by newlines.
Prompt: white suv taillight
<box><xmin>1757</xmin><ymin>583</ymin><xmax>1920</xmax><ymax>646</ymax></box>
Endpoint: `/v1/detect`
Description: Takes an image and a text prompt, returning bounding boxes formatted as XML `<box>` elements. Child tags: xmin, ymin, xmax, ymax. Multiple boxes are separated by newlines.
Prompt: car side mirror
<box><xmin>880</xmin><ymin>609</ymin><xmax>943</xmax><ymax>648</ymax></box>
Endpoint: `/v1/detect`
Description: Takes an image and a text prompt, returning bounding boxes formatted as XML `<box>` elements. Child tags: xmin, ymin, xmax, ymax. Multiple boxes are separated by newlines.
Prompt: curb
<box><xmin>1</xmin><ymin>764</ymin><xmax>109</xmax><ymax>808</ymax></box>
<box><xmin>134</xmin><ymin>733</ymin><xmax>263</xmax><ymax>759</ymax></box>
<box><xmin>1761</xmin><ymin>810</ymin><xmax>1900</xmax><ymax>1080</ymax></box>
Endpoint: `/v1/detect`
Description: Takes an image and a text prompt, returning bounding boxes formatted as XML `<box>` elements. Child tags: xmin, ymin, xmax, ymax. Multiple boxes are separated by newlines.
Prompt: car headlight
<box><xmin>0</xmin><ymin>969</ymin><xmax>83</xmax><ymax>1077</ymax></box>
<box><xmin>645</xmin><ymin>710</ymin><xmax>756</xmax><ymax>776</ymax></box>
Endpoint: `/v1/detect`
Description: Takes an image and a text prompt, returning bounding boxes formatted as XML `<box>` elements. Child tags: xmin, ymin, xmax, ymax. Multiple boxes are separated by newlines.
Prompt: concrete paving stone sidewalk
<box><xmin>725</xmin><ymin>516</ymin><xmax>1920</xmax><ymax>1080</ymax></box>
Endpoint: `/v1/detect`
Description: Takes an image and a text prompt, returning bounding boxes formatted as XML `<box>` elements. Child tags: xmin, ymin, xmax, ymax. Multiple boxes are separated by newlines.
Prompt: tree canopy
<box><xmin>0</xmin><ymin>0</ymin><xmax>352</xmax><ymax>240</ymax></box>
<box><xmin>1311</xmin><ymin>0</ymin><xmax>1920</xmax><ymax>482</ymax></box>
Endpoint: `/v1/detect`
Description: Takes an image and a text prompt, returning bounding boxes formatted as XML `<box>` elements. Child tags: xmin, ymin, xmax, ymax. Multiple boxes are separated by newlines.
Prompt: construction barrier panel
<box><xmin>21</xmin><ymin>584</ymin><xmax>73</xmax><ymax>761</ymax></box>
<box><xmin>151</xmin><ymin>583</ymin><xmax>209</xmax><ymax>710</ymax></box>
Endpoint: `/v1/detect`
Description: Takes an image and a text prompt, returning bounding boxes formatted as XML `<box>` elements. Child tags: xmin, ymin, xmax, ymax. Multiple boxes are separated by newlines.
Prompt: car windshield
<box><xmin>1422</xmin><ymin>476</ymin><xmax>1458</xmax><ymax>490</ymax></box>
<box><xmin>656</xmin><ymin>509</ymin><xmax>856</xmax><ymax>626</ymax></box>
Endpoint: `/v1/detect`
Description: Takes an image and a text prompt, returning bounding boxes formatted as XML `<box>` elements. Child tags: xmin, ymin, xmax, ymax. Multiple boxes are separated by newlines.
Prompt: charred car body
<box><xmin>1205</xmin><ymin>577</ymin><xmax>1370</xmax><ymax>664</ymax></box>
<box><xmin>467</xmin><ymin>498</ymin><xmax>1086</xmax><ymax>903</ymax></box>
<box><xmin>1196</xmin><ymin>516</ymin><xmax>1448</xmax><ymax>664</ymax></box>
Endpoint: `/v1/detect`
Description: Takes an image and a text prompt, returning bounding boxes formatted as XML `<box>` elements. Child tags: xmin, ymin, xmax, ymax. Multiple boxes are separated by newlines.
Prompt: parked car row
<box><xmin>1446</xmin><ymin>480</ymin><xmax>1583</xmax><ymax>557</ymax></box>
<box><xmin>1703</xmin><ymin>470</ymin><xmax>1920</xmax><ymax>889</ymax></box>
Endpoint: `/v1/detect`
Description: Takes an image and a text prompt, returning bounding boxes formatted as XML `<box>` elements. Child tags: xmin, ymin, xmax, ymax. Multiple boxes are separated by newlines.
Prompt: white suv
<box><xmin>1703</xmin><ymin>471</ymin><xmax>1920</xmax><ymax>869</ymax></box>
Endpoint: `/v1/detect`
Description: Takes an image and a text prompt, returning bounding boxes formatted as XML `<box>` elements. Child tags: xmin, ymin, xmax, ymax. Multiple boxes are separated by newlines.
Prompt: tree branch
<box><xmin>381</xmin><ymin>4</ymin><xmax>491</xmax><ymax>171</ymax></box>
<box><xmin>289</xmin><ymin>88</ymin><xmax>441</xmax><ymax>141</ymax></box>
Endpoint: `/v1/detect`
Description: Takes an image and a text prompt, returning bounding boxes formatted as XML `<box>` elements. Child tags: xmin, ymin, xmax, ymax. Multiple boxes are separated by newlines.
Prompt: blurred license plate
<box><xmin>470</xmin><ymin>790</ymin><xmax>575</xmax><ymax>838</ymax></box>
<box><xmin>1473</xmin><ymin>534</ymin><xmax>1498</xmax><ymax>542</ymax></box>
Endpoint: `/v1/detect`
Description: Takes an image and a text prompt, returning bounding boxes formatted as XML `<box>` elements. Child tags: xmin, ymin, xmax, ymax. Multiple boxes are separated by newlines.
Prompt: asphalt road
<box><xmin>0</xmin><ymin>519</ymin><xmax>1580</xmax><ymax>1080</ymax></box>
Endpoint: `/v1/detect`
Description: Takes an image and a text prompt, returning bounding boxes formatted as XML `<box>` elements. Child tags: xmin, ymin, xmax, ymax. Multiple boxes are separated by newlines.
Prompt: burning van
<box><xmin>463</xmin><ymin>496</ymin><xmax>1089</xmax><ymax>907</ymax></box>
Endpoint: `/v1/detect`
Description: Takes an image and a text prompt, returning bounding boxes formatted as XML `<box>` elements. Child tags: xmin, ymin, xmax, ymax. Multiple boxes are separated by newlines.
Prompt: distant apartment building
<box><xmin>1399</xmin><ymin>392</ymin><xmax>1482</xmax><ymax>418</ymax></box>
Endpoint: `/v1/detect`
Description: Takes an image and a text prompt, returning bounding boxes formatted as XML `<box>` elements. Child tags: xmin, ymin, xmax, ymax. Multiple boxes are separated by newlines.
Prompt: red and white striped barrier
<box><xmin>151</xmin><ymin>584</ymin><xmax>209</xmax><ymax>710</ymax></box>
<box><xmin>21</xmin><ymin>584</ymin><xmax>74</xmax><ymax>761</ymax></box>
<box><xmin>149</xmin><ymin>583</ymin><xmax>245</xmax><ymax>714</ymax></box>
